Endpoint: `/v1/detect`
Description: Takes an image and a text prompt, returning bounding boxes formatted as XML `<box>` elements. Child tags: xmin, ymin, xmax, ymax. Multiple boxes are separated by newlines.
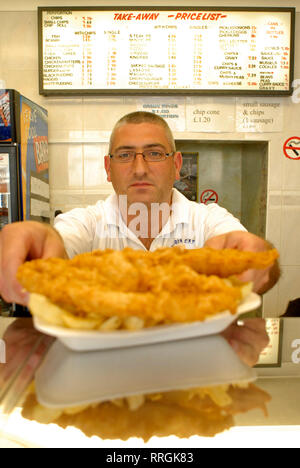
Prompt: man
<box><xmin>0</xmin><ymin>112</ymin><xmax>279</xmax><ymax>365</ymax></box>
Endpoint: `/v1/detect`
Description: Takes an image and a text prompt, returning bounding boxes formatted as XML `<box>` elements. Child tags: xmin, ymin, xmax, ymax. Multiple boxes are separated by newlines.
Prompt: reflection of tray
<box><xmin>34</xmin><ymin>293</ymin><xmax>261</xmax><ymax>352</ymax></box>
<box><xmin>36</xmin><ymin>335</ymin><xmax>257</xmax><ymax>409</ymax></box>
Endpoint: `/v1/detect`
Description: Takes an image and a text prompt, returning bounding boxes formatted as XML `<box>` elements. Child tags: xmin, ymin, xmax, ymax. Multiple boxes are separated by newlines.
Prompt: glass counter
<box><xmin>1</xmin><ymin>317</ymin><xmax>300</xmax><ymax>449</ymax></box>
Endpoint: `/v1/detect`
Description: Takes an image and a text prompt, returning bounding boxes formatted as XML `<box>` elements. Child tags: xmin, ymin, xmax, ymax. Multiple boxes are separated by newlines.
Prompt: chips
<box><xmin>29</xmin><ymin>293</ymin><xmax>147</xmax><ymax>331</ymax></box>
<box><xmin>28</xmin><ymin>279</ymin><xmax>251</xmax><ymax>332</ymax></box>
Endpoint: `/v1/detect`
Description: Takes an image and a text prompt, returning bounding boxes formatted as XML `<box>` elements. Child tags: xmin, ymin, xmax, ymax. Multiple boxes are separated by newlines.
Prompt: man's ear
<box><xmin>174</xmin><ymin>152</ymin><xmax>183</xmax><ymax>181</ymax></box>
<box><xmin>104</xmin><ymin>155</ymin><xmax>112</xmax><ymax>182</ymax></box>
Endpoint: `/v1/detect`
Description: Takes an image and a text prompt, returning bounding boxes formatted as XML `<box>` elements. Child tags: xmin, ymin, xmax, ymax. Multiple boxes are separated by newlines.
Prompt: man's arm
<box><xmin>205</xmin><ymin>231</ymin><xmax>279</xmax><ymax>366</ymax></box>
<box><xmin>205</xmin><ymin>230</ymin><xmax>280</xmax><ymax>294</ymax></box>
<box><xmin>0</xmin><ymin>221</ymin><xmax>67</xmax><ymax>305</ymax></box>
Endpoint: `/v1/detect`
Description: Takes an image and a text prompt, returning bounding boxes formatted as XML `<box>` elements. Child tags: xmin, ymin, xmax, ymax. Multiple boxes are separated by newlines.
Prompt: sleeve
<box><xmin>203</xmin><ymin>203</ymin><xmax>247</xmax><ymax>242</ymax></box>
<box><xmin>54</xmin><ymin>207</ymin><xmax>97</xmax><ymax>258</ymax></box>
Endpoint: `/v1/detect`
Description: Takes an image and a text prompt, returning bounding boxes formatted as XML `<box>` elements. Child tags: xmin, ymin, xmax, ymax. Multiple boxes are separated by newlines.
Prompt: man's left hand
<box><xmin>205</xmin><ymin>231</ymin><xmax>280</xmax><ymax>294</ymax></box>
<box><xmin>221</xmin><ymin>318</ymin><xmax>269</xmax><ymax>367</ymax></box>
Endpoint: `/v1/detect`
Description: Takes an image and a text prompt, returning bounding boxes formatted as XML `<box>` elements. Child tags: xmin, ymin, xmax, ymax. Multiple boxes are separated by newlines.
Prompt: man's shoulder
<box><xmin>172</xmin><ymin>188</ymin><xmax>225</xmax><ymax>216</ymax></box>
<box><xmin>172</xmin><ymin>190</ymin><xmax>222</xmax><ymax>221</ymax></box>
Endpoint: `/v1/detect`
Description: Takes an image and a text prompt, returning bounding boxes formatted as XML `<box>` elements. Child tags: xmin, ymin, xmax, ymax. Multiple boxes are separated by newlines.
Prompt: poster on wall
<box><xmin>174</xmin><ymin>152</ymin><xmax>198</xmax><ymax>202</ymax></box>
<box><xmin>38</xmin><ymin>7</ymin><xmax>295</xmax><ymax>96</ymax></box>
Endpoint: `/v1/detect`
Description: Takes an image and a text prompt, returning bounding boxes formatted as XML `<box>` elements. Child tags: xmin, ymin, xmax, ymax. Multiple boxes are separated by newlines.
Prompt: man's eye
<box><xmin>148</xmin><ymin>151</ymin><xmax>162</xmax><ymax>157</ymax></box>
<box><xmin>118</xmin><ymin>153</ymin><xmax>131</xmax><ymax>159</ymax></box>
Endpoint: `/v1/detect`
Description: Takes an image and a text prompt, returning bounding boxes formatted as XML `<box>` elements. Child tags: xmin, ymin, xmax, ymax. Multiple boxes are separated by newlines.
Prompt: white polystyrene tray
<box><xmin>35</xmin><ymin>335</ymin><xmax>257</xmax><ymax>409</ymax></box>
<box><xmin>34</xmin><ymin>293</ymin><xmax>261</xmax><ymax>352</ymax></box>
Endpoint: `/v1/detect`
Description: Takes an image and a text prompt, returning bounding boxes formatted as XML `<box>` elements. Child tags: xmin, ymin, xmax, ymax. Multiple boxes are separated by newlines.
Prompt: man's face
<box><xmin>104</xmin><ymin>122</ymin><xmax>182</xmax><ymax>206</ymax></box>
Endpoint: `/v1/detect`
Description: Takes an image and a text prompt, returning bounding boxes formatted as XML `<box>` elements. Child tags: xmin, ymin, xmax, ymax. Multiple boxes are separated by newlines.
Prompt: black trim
<box><xmin>0</xmin><ymin>145</ymin><xmax>21</xmax><ymax>222</ymax></box>
<box><xmin>38</xmin><ymin>7</ymin><xmax>296</xmax><ymax>97</ymax></box>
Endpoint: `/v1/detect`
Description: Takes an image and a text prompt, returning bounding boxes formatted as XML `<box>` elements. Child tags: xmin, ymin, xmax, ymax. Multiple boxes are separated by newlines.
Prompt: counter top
<box><xmin>1</xmin><ymin>317</ymin><xmax>300</xmax><ymax>448</ymax></box>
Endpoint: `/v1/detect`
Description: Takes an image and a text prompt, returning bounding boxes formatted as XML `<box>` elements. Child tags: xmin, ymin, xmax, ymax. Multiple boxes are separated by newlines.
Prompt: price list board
<box><xmin>38</xmin><ymin>7</ymin><xmax>295</xmax><ymax>96</ymax></box>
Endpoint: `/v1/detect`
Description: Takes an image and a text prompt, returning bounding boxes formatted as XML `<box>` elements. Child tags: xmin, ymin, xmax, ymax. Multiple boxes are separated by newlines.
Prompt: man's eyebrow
<box><xmin>114</xmin><ymin>143</ymin><xmax>167</xmax><ymax>151</ymax></box>
<box><xmin>144</xmin><ymin>143</ymin><xmax>167</xmax><ymax>149</ymax></box>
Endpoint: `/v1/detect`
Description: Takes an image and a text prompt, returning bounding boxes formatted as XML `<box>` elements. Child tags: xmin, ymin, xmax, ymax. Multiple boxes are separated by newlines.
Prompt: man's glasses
<box><xmin>109</xmin><ymin>150</ymin><xmax>174</xmax><ymax>163</ymax></box>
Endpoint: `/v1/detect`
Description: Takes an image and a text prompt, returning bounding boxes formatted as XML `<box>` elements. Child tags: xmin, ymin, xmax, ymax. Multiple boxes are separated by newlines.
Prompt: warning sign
<box><xmin>283</xmin><ymin>137</ymin><xmax>300</xmax><ymax>160</ymax></box>
<box><xmin>200</xmin><ymin>189</ymin><xmax>219</xmax><ymax>205</ymax></box>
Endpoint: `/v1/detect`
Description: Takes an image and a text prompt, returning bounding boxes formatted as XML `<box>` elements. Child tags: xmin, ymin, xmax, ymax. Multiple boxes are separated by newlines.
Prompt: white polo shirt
<box><xmin>54</xmin><ymin>188</ymin><xmax>246</xmax><ymax>258</ymax></box>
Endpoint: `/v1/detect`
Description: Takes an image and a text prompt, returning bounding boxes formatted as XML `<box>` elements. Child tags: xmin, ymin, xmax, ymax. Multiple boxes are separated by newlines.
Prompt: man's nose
<box><xmin>132</xmin><ymin>153</ymin><xmax>148</xmax><ymax>176</ymax></box>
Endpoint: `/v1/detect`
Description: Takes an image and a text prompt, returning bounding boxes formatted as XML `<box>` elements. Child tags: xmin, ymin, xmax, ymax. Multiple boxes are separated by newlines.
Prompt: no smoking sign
<box><xmin>284</xmin><ymin>137</ymin><xmax>300</xmax><ymax>160</ymax></box>
<box><xmin>200</xmin><ymin>189</ymin><xmax>219</xmax><ymax>205</ymax></box>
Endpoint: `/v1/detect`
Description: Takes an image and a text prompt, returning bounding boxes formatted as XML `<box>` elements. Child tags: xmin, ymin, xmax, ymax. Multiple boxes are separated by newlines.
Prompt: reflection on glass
<box><xmin>0</xmin><ymin>154</ymin><xmax>12</xmax><ymax>316</ymax></box>
<box><xmin>21</xmin><ymin>382</ymin><xmax>271</xmax><ymax>441</ymax></box>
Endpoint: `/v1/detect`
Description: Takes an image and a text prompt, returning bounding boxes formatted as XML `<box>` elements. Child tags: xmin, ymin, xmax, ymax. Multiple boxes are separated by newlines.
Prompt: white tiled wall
<box><xmin>1</xmin><ymin>2</ymin><xmax>300</xmax><ymax>317</ymax></box>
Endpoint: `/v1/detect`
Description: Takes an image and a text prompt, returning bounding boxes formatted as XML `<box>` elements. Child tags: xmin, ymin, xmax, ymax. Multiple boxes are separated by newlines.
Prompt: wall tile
<box><xmin>283</xmin><ymin>96</ymin><xmax>300</xmax><ymax>129</ymax></box>
<box><xmin>50</xmin><ymin>188</ymin><xmax>113</xmax><ymax>215</ymax></box>
<box><xmin>280</xmin><ymin>202</ymin><xmax>300</xmax><ymax>265</ymax></box>
<box><xmin>0</xmin><ymin>12</ymin><xmax>37</xmax><ymax>71</ymax></box>
<box><xmin>1</xmin><ymin>69</ymin><xmax>40</xmax><ymax>103</ymax></box>
<box><xmin>83</xmin><ymin>190</ymin><xmax>114</xmax><ymax>206</ymax></box>
<box><xmin>49</xmin><ymin>144</ymin><xmax>83</xmax><ymax>190</ymax></box>
<box><xmin>83</xmin><ymin>97</ymin><xmax>133</xmax><ymax>132</ymax></box>
<box><xmin>282</xmin><ymin>143</ymin><xmax>300</xmax><ymax>190</ymax></box>
<box><xmin>46</xmin><ymin>98</ymin><xmax>83</xmax><ymax>142</ymax></box>
<box><xmin>83</xmin><ymin>144</ymin><xmax>107</xmax><ymax>187</ymax></box>
<box><xmin>50</xmin><ymin>190</ymin><xmax>86</xmax><ymax>215</ymax></box>
<box><xmin>263</xmin><ymin>284</ymin><xmax>280</xmax><ymax>318</ymax></box>
<box><xmin>277</xmin><ymin>265</ymin><xmax>300</xmax><ymax>316</ymax></box>
<box><xmin>263</xmin><ymin>193</ymin><xmax>282</xmax><ymax>318</ymax></box>
<box><xmin>268</xmin><ymin>137</ymin><xmax>284</xmax><ymax>191</ymax></box>
<box><xmin>265</xmin><ymin>195</ymin><xmax>282</xmax><ymax>249</ymax></box>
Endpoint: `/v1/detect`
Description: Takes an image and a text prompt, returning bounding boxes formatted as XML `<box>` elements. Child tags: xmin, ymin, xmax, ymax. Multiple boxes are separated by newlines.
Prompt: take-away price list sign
<box><xmin>38</xmin><ymin>7</ymin><xmax>295</xmax><ymax>95</ymax></box>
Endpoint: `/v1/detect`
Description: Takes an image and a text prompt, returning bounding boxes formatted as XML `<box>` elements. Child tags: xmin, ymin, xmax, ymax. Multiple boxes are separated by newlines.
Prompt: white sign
<box><xmin>137</xmin><ymin>97</ymin><xmax>186</xmax><ymax>132</ymax></box>
<box><xmin>39</xmin><ymin>8</ymin><xmax>294</xmax><ymax>94</ymax></box>
<box><xmin>186</xmin><ymin>97</ymin><xmax>235</xmax><ymax>132</ymax></box>
<box><xmin>236</xmin><ymin>97</ymin><xmax>284</xmax><ymax>132</ymax></box>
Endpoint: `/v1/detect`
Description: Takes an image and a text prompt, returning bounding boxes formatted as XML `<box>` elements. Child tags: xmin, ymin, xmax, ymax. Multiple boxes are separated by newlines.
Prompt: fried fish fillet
<box><xmin>21</xmin><ymin>382</ymin><xmax>271</xmax><ymax>440</ymax></box>
<box><xmin>17</xmin><ymin>246</ymin><xmax>278</xmax><ymax>329</ymax></box>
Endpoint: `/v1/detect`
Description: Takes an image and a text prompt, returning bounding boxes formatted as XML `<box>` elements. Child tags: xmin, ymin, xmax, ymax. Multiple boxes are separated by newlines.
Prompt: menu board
<box><xmin>38</xmin><ymin>7</ymin><xmax>295</xmax><ymax>95</ymax></box>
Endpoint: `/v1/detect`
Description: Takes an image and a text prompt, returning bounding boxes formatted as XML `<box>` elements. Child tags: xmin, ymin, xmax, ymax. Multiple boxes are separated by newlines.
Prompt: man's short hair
<box><xmin>109</xmin><ymin>111</ymin><xmax>176</xmax><ymax>153</ymax></box>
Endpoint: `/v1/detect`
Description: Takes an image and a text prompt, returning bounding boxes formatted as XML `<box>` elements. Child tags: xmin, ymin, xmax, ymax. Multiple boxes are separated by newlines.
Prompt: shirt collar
<box><xmin>103</xmin><ymin>192</ymin><xmax>121</xmax><ymax>227</ymax></box>
<box><xmin>170</xmin><ymin>188</ymin><xmax>191</xmax><ymax>225</ymax></box>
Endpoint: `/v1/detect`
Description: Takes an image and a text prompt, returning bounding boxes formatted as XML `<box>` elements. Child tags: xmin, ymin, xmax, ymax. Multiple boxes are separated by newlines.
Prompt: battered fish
<box><xmin>16</xmin><ymin>246</ymin><xmax>278</xmax><ymax>329</ymax></box>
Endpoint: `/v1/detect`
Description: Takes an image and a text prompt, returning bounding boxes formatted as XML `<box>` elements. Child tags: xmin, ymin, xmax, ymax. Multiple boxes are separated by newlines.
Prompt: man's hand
<box><xmin>221</xmin><ymin>318</ymin><xmax>269</xmax><ymax>367</ymax></box>
<box><xmin>0</xmin><ymin>221</ymin><xmax>67</xmax><ymax>306</ymax></box>
<box><xmin>0</xmin><ymin>318</ymin><xmax>54</xmax><ymax>386</ymax></box>
<box><xmin>205</xmin><ymin>231</ymin><xmax>280</xmax><ymax>294</ymax></box>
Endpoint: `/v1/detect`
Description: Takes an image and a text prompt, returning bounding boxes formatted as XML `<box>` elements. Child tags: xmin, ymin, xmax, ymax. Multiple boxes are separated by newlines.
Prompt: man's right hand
<box><xmin>0</xmin><ymin>221</ymin><xmax>67</xmax><ymax>306</ymax></box>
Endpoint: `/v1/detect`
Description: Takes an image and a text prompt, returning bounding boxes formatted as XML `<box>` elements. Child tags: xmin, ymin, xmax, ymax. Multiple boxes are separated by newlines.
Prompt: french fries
<box><xmin>29</xmin><ymin>293</ymin><xmax>147</xmax><ymax>331</ymax></box>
